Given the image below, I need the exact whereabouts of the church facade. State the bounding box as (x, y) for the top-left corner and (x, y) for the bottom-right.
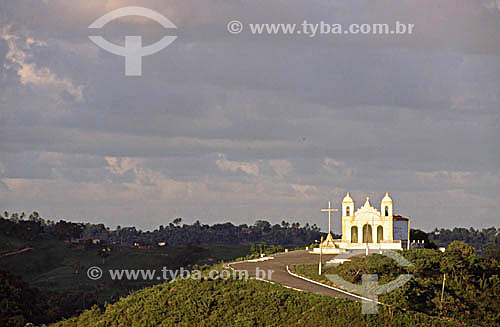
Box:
(335, 192), (410, 250)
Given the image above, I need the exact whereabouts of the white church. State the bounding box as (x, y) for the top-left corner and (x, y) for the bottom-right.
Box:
(313, 192), (410, 253)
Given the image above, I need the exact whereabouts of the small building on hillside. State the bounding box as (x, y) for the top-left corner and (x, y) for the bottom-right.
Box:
(313, 192), (410, 253)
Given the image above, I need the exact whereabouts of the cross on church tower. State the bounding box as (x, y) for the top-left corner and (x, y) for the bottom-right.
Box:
(321, 201), (338, 236)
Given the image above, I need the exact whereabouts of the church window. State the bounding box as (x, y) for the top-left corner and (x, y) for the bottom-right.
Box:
(346, 207), (350, 216)
(385, 206), (389, 216)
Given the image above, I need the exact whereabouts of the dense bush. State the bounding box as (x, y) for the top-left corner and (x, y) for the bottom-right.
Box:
(296, 241), (500, 326)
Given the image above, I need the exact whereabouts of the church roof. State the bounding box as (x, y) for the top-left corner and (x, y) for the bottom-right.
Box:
(393, 214), (409, 221)
(354, 197), (380, 216)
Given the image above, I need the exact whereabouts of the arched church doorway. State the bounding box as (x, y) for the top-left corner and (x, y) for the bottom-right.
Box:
(377, 226), (383, 243)
(362, 224), (373, 243)
(351, 226), (358, 243)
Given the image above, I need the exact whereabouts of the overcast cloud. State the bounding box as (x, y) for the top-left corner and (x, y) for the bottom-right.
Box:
(0, 0), (499, 231)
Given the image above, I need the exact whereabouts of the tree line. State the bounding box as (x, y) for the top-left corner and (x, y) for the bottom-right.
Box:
(0, 211), (325, 247)
(1, 210), (497, 252)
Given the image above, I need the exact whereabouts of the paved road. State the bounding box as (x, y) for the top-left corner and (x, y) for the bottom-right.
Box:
(230, 250), (361, 301)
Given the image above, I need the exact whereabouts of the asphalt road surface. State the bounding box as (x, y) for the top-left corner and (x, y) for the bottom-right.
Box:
(229, 250), (361, 301)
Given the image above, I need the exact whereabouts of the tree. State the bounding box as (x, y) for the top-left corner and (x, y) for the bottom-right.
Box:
(254, 220), (271, 232)
(11, 213), (19, 223)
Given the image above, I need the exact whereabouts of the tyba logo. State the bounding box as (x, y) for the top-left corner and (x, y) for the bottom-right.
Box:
(325, 250), (413, 314)
(89, 6), (177, 76)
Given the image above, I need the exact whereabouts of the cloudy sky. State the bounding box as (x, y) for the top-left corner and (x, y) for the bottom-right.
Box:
(0, 0), (499, 231)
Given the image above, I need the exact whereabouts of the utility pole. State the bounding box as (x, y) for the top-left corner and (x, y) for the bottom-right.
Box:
(407, 217), (411, 250)
(319, 236), (323, 275)
(440, 273), (446, 303)
(365, 224), (369, 256)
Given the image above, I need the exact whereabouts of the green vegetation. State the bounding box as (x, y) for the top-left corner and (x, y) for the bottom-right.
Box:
(0, 213), (316, 326)
(1, 211), (498, 326)
(428, 227), (499, 255)
(54, 277), (463, 327)
(0, 233), (252, 326)
(296, 241), (500, 326)
(0, 211), (325, 325)
(0, 234), (250, 292)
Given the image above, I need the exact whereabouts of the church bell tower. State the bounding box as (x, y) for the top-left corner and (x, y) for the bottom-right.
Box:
(380, 192), (393, 217)
(341, 192), (354, 240)
(381, 192), (393, 241)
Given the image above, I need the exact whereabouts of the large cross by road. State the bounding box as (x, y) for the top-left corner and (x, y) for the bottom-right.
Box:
(321, 201), (338, 235)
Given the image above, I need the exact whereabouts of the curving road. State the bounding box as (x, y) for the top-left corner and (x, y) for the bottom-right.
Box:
(229, 250), (362, 301)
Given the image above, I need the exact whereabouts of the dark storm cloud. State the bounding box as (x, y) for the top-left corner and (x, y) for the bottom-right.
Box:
(0, 0), (499, 230)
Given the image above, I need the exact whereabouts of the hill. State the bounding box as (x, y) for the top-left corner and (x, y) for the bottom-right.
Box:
(0, 233), (252, 326)
(0, 234), (250, 293)
(53, 276), (464, 327)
